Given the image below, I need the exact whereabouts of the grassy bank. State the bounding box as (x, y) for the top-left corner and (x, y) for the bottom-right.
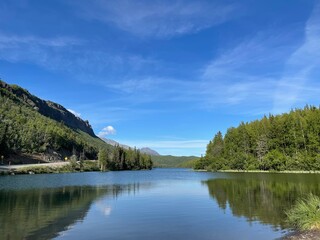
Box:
(194, 169), (320, 174)
(284, 194), (320, 239)
(286, 194), (320, 231)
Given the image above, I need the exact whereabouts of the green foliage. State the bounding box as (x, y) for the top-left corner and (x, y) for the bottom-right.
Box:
(286, 194), (320, 231)
(193, 156), (210, 170)
(82, 160), (100, 172)
(98, 146), (152, 171)
(15, 164), (74, 174)
(178, 159), (197, 168)
(0, 89), (106, 159)
(0, 82), (153, 171)
(152, 155), (199, 168)
(98, 148), (108, 171)
(195, 106), (320, 171)
(261, 150), (286, 171)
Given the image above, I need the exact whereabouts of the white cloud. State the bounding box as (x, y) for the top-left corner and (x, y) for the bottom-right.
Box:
(98, 126), (117, 137)
(70, 0), (238, 38)
(67, 109), (81, 118)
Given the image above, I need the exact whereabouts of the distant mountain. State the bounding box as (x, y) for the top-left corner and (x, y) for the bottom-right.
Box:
(100, 139), (160, 156)
(140, 147), (160, 156)
(100, 138), (130, 150)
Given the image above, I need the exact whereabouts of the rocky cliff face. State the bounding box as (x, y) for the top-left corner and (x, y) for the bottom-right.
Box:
(0, 80), (95, 136)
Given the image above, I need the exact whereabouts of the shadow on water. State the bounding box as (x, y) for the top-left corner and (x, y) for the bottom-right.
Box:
(202, 173), (320, 230)
(0, 183), (152, 240)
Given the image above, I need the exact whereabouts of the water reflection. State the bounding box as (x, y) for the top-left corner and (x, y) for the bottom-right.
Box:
(203, 173), (320, 229)
(0, 183), (151, 240)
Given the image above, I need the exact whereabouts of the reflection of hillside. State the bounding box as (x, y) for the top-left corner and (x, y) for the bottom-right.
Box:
(203, 174), (320, 229)
(0, 183), (151, 239)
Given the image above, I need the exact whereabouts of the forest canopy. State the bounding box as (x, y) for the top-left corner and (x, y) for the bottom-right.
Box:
(194, 106), (320, 171)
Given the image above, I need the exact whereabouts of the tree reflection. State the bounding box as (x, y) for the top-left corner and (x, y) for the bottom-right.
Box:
(0, 183), (151, 240)
(203, 173), (320, 229)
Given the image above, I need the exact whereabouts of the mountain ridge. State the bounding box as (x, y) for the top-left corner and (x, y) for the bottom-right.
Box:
(100, 138), (160, 156)
(0, 80), (95, 137)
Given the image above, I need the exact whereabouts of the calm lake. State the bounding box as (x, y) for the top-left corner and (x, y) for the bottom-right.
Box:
(1, 168), (320, 239)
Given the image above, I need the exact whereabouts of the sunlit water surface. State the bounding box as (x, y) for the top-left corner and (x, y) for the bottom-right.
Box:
(1, 168), (320, 239)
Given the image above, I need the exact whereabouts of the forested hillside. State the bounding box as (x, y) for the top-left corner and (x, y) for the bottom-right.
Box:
(152, 155), (199, 168)
(195, 106), (320, 171)
(0, 80), (152, 170)
(0, 81), (95, 136)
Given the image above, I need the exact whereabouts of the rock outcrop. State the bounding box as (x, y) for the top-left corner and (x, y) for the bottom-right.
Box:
(0, 80), (95, 136)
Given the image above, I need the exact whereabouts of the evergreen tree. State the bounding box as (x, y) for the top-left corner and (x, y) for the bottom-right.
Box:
(98, 148), (108, 171)
(195, 106), (320, 171)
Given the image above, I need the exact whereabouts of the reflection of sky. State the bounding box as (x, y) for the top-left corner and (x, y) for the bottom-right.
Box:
(96, 200), (112, 217)
(55, 179), (286, 240)
(1, 169), (304, 239)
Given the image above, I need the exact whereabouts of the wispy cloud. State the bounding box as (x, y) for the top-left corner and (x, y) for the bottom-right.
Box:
(2, 1), (319, 122)
(70, 0), (238, 38)
(0, 33), (82, 67)
(0, 35), (81, 48)
(272, 3), (320, 113)
(63, 4), (320, 118)
(0, 32), (156, 83)
(195, 5), (320, 115)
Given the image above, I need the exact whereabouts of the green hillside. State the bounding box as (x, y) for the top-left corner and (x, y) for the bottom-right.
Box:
(0, 86), (105, 161)
(152, 155), (199, 168)
(0, 80), (152, 170)
(195, 106), (320, 171)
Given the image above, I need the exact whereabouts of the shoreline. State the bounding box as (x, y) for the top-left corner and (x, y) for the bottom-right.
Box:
(282, 230), (320, 240)
(0, 161), (153, 175)
(0, 161), (100, 175)
(194, 169), (320, 174)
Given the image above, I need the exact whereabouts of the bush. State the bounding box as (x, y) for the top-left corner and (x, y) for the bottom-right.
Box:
(83, 160), (100, 172)
(286, 194), (320, 231)
(261, 150), (286, 171)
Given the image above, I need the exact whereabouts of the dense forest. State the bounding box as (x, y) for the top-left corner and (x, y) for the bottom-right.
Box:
(0, 80), (152, 170)
(195, 106), (320, 171)
(98, 146), (152, 171)
(152, 155), (199, 168)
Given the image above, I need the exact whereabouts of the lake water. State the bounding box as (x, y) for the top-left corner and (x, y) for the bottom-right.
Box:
(1, 169), (320, 239)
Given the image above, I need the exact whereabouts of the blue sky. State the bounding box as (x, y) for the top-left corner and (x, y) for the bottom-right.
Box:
(1, 0), (320, 156)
